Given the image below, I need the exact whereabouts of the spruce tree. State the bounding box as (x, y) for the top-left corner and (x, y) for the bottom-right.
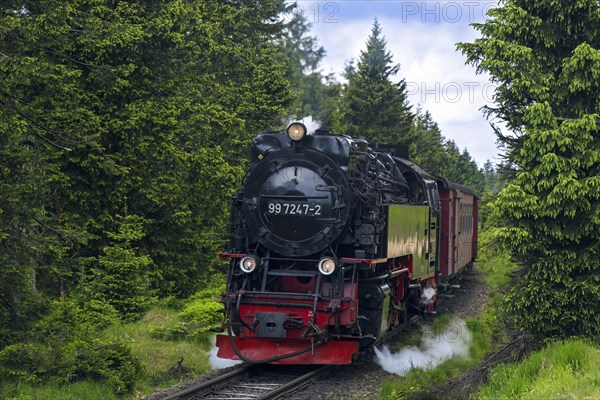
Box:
(408, 110), (450, 172)
(409, 109), (485, 193)
(335, 19), (413, 143)
(458, 0), (600, 338)
(279, 8), (340, 126)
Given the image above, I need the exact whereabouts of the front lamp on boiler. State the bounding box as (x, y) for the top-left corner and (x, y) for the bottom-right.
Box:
(286, 122), (307, 141)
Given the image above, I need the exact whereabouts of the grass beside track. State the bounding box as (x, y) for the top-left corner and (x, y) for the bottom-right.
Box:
(474, 338), (600, 400)
(0, 306), (215, 400)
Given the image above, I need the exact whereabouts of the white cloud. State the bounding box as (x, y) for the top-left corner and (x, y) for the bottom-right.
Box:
(306, 5), (502, 166)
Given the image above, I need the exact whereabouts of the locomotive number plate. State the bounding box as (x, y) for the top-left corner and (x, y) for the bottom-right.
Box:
(267, 202), (322, 216)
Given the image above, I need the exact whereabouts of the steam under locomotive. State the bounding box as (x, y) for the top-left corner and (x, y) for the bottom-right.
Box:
(216, 123), (478, 364)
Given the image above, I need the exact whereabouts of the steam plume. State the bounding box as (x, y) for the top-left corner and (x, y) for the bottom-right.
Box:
(374, 319), (471, 376)
(209, 336), (243, 370)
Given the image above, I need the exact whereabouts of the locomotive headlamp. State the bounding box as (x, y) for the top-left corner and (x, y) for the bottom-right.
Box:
(239, 255), (259, 273)
(287, 122), (307, 141)
(318, 257), (337, 275)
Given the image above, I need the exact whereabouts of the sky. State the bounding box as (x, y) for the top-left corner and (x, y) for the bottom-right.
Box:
(287, 0), (502, 167)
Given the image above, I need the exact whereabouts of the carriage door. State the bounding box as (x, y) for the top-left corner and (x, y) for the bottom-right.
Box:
(449, 195), (456, 275)
(424, 180), (439, 274)
(452, 191), (463, 275)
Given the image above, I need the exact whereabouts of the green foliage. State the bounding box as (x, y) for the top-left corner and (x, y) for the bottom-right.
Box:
(149, 323), (188, 342)
(465, 316), (494, 360)
(279, 6), (340, 125)
(102, 306), (213, 394)
(408, 109), (486, 194)
(0, 297), (141, 394)
(1, 304), (216, 398)
(476, 228), (513, 289)
(474, 339), (600, 400)
(334, 19), (413, 143)
(0, 1), (295, 394)
(458, 0), (600, 339)
(78, 299), (120, 330)
(478, 161), (505, 228)
(493, 110), (600, 338)
(145, 287), (223, 343)
(0, 342), (52, 384)
(177, 286), (224, 341)
(86, 214), (154, 322)
(0, 380), (120, 400)
(59, 337), (141, 394)
(0, 0), (292, 347)
(178, 301), (223, 330)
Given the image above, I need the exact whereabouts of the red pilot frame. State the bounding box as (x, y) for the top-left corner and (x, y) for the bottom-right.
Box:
(217, 257), (361, 365)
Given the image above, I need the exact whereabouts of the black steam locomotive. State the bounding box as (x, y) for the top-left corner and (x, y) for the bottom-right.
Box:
(216, 123), (478, 364)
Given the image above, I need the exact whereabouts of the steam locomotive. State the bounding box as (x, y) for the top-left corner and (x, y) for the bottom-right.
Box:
(216, 123), (478, 364)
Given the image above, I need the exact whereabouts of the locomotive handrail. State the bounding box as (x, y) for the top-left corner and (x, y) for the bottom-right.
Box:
(238, 291), (321, 300)
(267, 269), (317, 277)
(341, 257), (388, 265)
(237, 301), (334, 312)
(364, 267), (409, 282)
(260, 194), (328, 199)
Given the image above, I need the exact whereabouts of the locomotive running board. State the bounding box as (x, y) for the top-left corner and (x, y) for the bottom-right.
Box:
(215, 335), (359, 365)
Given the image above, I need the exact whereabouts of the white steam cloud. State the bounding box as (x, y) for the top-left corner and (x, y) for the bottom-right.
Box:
(208, 336), (243, 370)
(420, 287), (437, 304)
(374, 319), (471, 376)
(302, 116), (322, 134)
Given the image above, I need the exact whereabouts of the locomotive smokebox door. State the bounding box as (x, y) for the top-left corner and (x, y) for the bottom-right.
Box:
(255, 312), (287, 338)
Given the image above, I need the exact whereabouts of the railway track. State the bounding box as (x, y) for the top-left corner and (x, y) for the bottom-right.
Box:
(161, 364), (332, 400)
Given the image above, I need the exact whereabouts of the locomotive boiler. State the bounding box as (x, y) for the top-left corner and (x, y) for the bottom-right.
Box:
(216, 123), (478, 364)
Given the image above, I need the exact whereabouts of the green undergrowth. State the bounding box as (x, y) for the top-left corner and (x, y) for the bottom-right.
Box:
(476, 227), (513, 291)
(102, 306), (214, 396)
(0, 381), (120, 400)
(474, 338), (600, 400)
(0, 289), (225, 400)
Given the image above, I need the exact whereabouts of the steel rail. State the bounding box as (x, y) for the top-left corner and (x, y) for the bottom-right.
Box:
(161, 365), (250, 400)
(256, 365), (333, 400)
(160, 364), (332, 400)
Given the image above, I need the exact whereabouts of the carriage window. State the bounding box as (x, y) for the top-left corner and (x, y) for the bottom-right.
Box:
(459, 202), (474, 235)
(467, 204), (471, 233)
(425, 181), (440, 215)
(468, 204), (472, 233)
(458, 203), (465, 235)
